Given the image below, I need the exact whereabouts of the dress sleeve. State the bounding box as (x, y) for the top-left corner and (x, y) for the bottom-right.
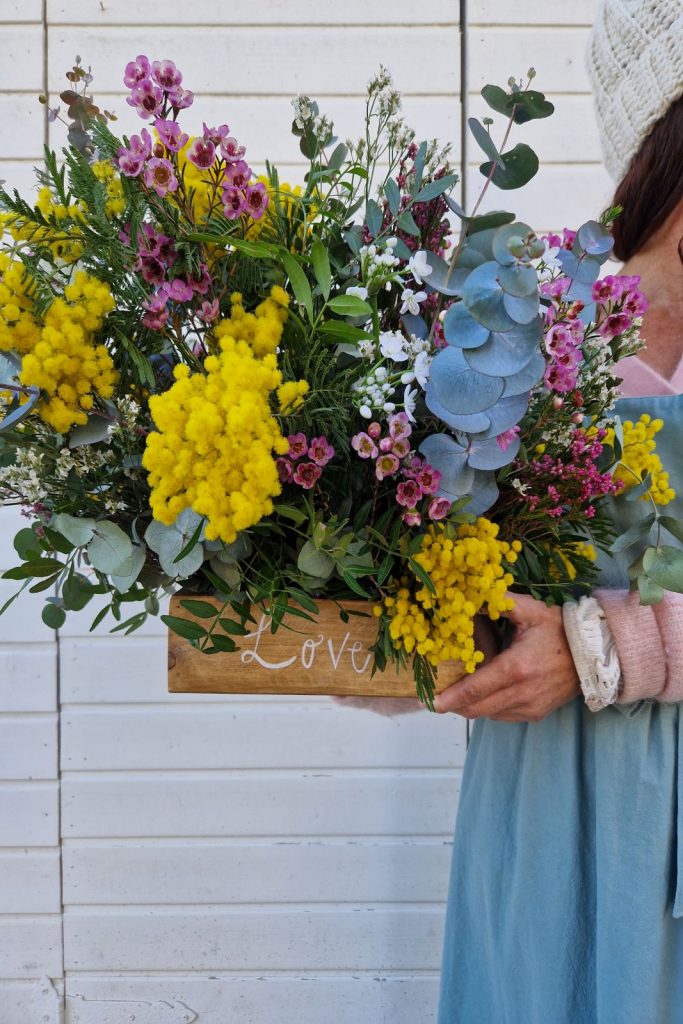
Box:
(595, 589), (683, 703)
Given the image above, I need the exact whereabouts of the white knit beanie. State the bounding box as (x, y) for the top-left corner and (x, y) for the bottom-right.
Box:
(586, 0), (683, 183)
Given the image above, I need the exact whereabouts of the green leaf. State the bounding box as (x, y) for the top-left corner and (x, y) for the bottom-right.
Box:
(396, 209), (420, 236)
(68, 413), (111, 448)
(173, 517), (205, 563)
(280, 250), (314, 322)
(87, 521), (134, 576)
(13, 528), (41, 561)
(62, 573), (96, 611)
(110, 543), (146, 593)
(111, 612), (148, 635)
(412, 140), (427, 193)
(41, 526), (74, 555)
(311, 238), (331, 300)
(327, 294), (373, 318)
(610, 513), (655, 553)
(28, 574), (60, 593)
(481, 84), (554, 124)
(179, 598), (220, 619)
(4, 558), (64, 580)
(625, 472), (652, 501)
(468, 117), (504, 167)
(642, 545), (683, 593)
(341, 570), (372, 598)
(409, 557), (436, 595)
(660, 516), (683, 544)
(413, 173), (459, 203)
(52, 512), (95, 547)
(384, 178), (401, 216)
(210, 633), (237, 652)
(637, 574), (665, 605)
(42, 603), (66, 629)
(479, 143), (539, 190)
(89, 604), (111, 632)
(365, 198), (383, 237)
(287, 587), (319, 614)
(297, 540), (335, 579)
(218, 617), (247, 635)
(319, 321), (373, 344)
(145, 594), (160, 616)
(161, 614), (208, 641)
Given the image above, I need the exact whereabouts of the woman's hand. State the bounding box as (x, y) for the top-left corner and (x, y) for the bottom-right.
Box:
(433, 594), (581, 722)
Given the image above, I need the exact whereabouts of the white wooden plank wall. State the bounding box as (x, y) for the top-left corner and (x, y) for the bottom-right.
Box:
(0, 2), (610, 1022)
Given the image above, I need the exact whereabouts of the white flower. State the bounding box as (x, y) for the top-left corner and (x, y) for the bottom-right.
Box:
(414, 350), (432, 388)
(400, 288), (427, 316)
(407, 251), (433, 286)
(346, 285), (368, 301)
(403, 386), (418, 422)
(379, 330), (409, 362)
(357, 339), (376, 359)
(359, 404), (372, 419)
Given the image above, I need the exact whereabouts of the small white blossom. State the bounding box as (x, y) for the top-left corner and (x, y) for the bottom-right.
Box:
(414, 350), (432, 387)
(359, 404), (372, 419)
(346, 285), (368, 301)
(379, 330), (409, 362)
(400, 288), (427, 316)
(407, 251), (433, 286)
(403, 386), (418, 422)
(357, 339), (376, 359)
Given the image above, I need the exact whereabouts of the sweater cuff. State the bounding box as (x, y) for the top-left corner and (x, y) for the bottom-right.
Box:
(595, 589), (666, 703)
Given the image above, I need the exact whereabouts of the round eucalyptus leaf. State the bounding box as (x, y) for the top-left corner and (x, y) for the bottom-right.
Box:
(455, 246), (487, 270)
(642, 545), (683, 593)
(431, 346), (505, 415)
(577, 220), (613, 258)
(158, 530), (204, 579)
(421, 252), (468, 297)
(467, 433), (521, 470)
(425, 382), (491, 433)
(466, 470), (499, 516)
(492, 222), (533, 266)
(443, 303), (490, 349)
(87, 521), (135, 577)
(42, 603), (66, 629)
(52, 513), (96, 548)
(420, 434), (475, 499)
(111, 543), (147, 593)
(498, 263), (537, 297)
(464, 320), (540, 376)
(503, 291), (540, 324)
(462, 262), (517, 332)
(297, 540), (335, 580)
(401, 312), (429, 340)
(557, 248), (601, 285)
(471, 392), (531, 439)
(501, 350), (545, 396)
(465, 228), (496, 260)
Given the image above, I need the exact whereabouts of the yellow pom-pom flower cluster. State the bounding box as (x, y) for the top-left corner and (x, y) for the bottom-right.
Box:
(143, 289), (307, 543)
(91, 160), (126, 218)
(382, 519), (521, 673)
(19, 271), (116, 433)
(551, 540), (596, 581)
(613, 414), (675, 506)
(0, 253), (41, 354)
(6, 187), (86, 264)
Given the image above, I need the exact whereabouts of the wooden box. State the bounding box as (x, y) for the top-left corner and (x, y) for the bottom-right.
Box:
(168, 596), (462, 697)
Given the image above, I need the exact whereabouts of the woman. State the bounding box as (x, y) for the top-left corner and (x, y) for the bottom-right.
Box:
(436, 2), (683, 1021)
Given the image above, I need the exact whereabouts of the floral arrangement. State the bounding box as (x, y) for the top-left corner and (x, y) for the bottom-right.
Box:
(1, 57), (681, 706)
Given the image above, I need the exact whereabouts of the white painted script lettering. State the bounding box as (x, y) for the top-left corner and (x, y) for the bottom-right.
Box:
(301, 635), (324, 669)
(239, 612), (373, 675)
(240, 615), (297, 670)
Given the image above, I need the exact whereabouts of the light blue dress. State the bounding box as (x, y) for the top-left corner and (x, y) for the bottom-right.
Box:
(438, 393), (683, 1024)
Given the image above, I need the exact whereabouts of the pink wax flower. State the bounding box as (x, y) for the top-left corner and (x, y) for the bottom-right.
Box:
(167, 85), (194, 110)
(117, 128), (152, 177)
(598, 312), (632, 340)
(151, 59), (183, 91)
(141, 291), (169, 330)
(224, 160), (252, 190)
(143, 157), (178, 197)
(428, 497), (451, 521)
(592, 275), (625, 303)
(245, 182), (269, 220)
(540, 277), (570, 300)
(379, 436), (394, 453)
(622, 289), (649, 318)
(127, 79), (164, 120)
(396, 479), (421, 507)
(154, 118), (188, 152)
(124, 55), (151, 88)
(189, 263), (212, 295)
(391, 437), (411, 459)
(544, 361), (579, 393)
(351, 432), (378, 459)
(496, 426), (520, 452)
(388, 411), (412, 440)
(203, 123), (231, 146)
(137, 253), (166, 285)
(293, 462), (322, 489)
(197, 298), (220, 324)
(367, 422), (382, 440)
(545, 323), (574, 356)
(276, 457), (294, 484)
(416, 465), (442, 494)
(375, 453), (400, 481)
(221, 136), (247, 163)
(308, 436), (335, 467)
(186, 138), (216, 169)
(287, 433), (309, 460)
(161, 278), (194, 303)
(402, 509), (422, 527)
(221, 185), (247, 220)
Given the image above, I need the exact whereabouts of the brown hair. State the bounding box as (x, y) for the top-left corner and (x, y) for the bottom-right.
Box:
(611, 93), (683, 263)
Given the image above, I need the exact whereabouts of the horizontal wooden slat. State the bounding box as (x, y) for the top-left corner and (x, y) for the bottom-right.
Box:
(0, 583), (55, 643)
(0, 159), (44, 197)
(468, 27), (591, 95)
(64, 905), (446, 971)
(48, 92), (461, 164)
(47, 27), (459, 94)
(0, 95), (43, 158)
(65, 974), (439, 1024)
(0, 26), (43, 90)
(470, 1), (595, 26)
(0, 915), (62, 977)
(0, 782), (59, 846)
(0, 849), (61, 912)
(0, 1), (42, 20)
(60, 705), (465, 770)
(61, 771), (461, 837)
(48, 0), (458, 24)
(0, 647), (56, 712)
(0, 714), (58, 780)
(464, 163), (613, 235)
(62, 838), (452, 904)
(0, 980), (63, 1024)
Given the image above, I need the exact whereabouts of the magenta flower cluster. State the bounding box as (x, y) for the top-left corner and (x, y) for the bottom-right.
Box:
(277, 433), (335, 489)
(134, 224), (214, 330)
(351, 413), (449, 526)
(592, 274), (648, 339)
(117, 56), (268, 222)
(518, 427), (623, 519)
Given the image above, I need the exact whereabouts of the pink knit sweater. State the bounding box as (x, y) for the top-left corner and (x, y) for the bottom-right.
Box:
(596, 356), (683, 704)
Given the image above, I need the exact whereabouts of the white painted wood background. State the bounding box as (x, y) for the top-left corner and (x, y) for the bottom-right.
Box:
(0, 1), (607, 1021)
